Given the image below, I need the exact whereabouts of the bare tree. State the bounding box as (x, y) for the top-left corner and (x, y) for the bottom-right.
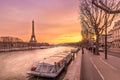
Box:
(92, 0), (120, 14)
(80, 0), (118, 55)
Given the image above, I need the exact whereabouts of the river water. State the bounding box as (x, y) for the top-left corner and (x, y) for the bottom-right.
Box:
(0, 46), (74, 80)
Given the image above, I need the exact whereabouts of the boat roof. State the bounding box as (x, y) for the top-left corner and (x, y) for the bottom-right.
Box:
(39, 51), (71, 65)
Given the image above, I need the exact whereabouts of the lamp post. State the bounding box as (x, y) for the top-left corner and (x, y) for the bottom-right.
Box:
(105, 0), (107, 59)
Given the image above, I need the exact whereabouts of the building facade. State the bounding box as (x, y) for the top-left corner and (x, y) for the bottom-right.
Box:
(107, 29), (113, 48)
(108, 20), (120, 48)
(0, 36), (25, 49)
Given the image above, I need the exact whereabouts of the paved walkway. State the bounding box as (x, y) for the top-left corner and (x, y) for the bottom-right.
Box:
(81, 50), (102, 80)
(63, 50), (82, 80)
(85, 49), (120, 80)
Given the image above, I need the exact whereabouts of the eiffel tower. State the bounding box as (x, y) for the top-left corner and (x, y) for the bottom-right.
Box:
(29, 20), (37, 43)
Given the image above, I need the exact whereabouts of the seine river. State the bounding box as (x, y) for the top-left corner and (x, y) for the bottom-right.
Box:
(0, 46), (74, 80)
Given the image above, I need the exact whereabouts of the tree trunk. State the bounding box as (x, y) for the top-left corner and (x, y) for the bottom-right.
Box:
(96, 35), (100, 55)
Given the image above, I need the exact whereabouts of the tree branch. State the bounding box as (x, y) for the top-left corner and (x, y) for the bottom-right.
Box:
(92, 0), (120, 14)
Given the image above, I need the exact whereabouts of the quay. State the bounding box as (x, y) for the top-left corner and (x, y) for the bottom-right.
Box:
(63, 50), (82, 80)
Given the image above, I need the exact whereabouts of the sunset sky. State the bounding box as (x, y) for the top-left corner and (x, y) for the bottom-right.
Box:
(0, 0), (82, 44)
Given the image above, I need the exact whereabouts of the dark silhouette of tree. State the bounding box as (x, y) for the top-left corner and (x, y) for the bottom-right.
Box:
(80, 0), (119, 55)
(92, 0), (120, 14)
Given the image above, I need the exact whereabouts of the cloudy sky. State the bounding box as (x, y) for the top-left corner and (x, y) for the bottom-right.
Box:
(0, 0), (82, 44)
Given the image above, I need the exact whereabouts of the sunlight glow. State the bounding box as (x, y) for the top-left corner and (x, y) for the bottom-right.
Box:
(93, 35), (96, 40)
(50, 33), (82, 44)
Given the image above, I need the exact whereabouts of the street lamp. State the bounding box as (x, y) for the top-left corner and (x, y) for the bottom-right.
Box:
(105, 0), (107, 59)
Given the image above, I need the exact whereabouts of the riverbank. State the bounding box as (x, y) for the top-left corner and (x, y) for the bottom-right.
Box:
(0, 46), (50, 53)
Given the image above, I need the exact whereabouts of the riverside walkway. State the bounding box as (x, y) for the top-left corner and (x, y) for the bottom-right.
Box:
(63, 50), (82, 80)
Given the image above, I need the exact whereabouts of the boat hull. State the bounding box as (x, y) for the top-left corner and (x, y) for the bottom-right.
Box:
(27, 65), (65, 78)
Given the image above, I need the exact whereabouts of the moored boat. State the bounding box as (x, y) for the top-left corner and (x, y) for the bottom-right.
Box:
(27, 51), (72, 78)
